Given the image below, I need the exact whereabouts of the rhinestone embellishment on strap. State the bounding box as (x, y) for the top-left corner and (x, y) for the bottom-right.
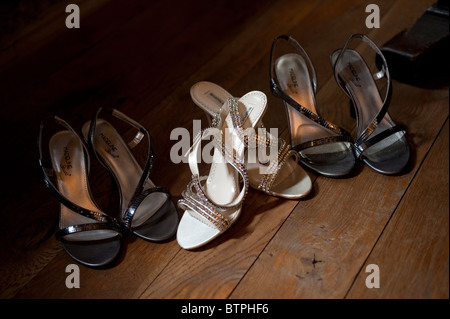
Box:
(257, 140), (298, 195)
(227, 98), (296, 195)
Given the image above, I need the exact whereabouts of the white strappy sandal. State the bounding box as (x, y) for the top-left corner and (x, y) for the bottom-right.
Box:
(177, 98), (250, 249)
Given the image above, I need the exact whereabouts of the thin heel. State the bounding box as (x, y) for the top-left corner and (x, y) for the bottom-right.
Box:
(349, 100), (356, 119)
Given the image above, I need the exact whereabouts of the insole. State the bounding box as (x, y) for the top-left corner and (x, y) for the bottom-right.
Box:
(191, 83), (304, 191)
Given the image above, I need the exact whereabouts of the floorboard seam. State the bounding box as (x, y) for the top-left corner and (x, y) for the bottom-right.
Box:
(343, 116), (449, 299)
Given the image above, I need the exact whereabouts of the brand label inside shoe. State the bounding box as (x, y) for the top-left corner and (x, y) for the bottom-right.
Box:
(207, 91), (225, 107)
(348, 62), (362, 88)
(99, 132), (119, 158)
(60, 146), (72, 176)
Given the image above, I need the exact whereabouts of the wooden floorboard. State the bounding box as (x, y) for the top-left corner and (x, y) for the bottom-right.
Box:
(229, 69), (449, 298)
(346, 120), (449, 299)
(0, 0), (447, 300)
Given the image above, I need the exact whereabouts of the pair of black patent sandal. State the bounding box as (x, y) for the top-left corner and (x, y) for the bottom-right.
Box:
(270, 34), (410, 176)
(38, 108), (179, 267)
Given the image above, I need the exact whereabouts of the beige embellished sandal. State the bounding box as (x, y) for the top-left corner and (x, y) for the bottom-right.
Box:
(190, 81), (312, 199)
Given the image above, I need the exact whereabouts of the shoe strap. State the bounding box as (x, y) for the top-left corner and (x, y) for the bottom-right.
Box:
(269, 35), (352, 139)
(228, 97), (276, 149)
(38, 116), (120, 231)
(86, 108), (156, 229)
(187, 100), (249, 210)
(257, 140), (299, 195)
(332, 34), (393, 153)
(123, 186), (172, 229)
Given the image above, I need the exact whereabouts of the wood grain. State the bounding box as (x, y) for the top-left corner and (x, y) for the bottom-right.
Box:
(1, 0), (274, 298)
(229, 79), (449, 299)
(229, 0), (447, 299)
(0, 0), (447, 300)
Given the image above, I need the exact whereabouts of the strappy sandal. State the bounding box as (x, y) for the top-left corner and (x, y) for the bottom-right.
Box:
(330, 34), (410, 175)
(177, 98), (250, 249)
(38, 116), (122, 267)
(190, 81), (312, 199)
(269, 35), (356, 177)
(81, 108), (179, 241)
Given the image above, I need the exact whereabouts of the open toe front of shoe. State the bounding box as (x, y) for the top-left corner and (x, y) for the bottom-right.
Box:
(362, 134), (410, 175)
(268, 156), (312, 199)
(131, 192), (179, 242)
(62, 235), (122, 268)
(176, 211), (223, 250)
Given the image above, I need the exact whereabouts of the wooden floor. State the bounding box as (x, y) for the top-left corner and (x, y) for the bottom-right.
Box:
(0, 0), (448, 300)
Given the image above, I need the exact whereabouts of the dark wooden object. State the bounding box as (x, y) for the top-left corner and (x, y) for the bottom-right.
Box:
(380, 0), (449, 87)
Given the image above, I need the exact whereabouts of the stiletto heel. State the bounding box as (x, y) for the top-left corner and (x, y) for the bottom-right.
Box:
(82, 108), (179, 241)
(269, 35), (356, 177)
(38, 116), (122, 267)
(190, 81), (312, 199)
(330, 34), (410, 175)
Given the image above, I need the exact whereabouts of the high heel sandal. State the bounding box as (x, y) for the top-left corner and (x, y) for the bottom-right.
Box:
(177, 98), (250, 249)
(269, 35), (356, 177)
(38, 116), (122, 267)
(82, 108), (179, 241)
(190, 81), (312, 199)
(330, 34), (410, 175)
